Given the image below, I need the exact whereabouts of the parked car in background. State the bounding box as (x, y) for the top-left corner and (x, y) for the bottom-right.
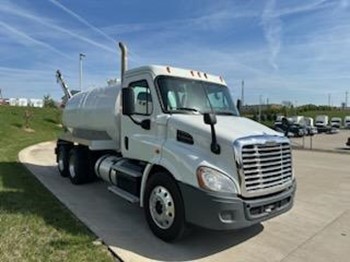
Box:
(303, 117), (317, 135)
(305, 125), (318, 136)
(327, 126), (339, 134)
(274, 122), (306, 137)
(346, 137), (350, 147)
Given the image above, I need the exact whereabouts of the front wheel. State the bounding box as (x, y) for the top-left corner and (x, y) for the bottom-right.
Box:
(144, 172), (186, 242)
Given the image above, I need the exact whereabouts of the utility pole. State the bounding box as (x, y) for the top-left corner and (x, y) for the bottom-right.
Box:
(258, 95), (262, 122)
(79, 53), (86, 91)
(241, 80), (244, 107)
(346, 91), (348, 108)
(328, 93), (331, 107)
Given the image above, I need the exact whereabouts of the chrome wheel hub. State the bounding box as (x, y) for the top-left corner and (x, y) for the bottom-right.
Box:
(69, 157), (76, 178)
(58, 152), (64, 171)
(149, 186), (175, 229)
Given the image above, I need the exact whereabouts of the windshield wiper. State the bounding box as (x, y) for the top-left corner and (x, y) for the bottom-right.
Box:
(175, 107), (200, 113)
(216, 111), (235, 116)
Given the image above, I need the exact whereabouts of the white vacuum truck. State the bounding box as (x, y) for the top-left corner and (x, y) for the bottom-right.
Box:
(55, 43), (296, 241)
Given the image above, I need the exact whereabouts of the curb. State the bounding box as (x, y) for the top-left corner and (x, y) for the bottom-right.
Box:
(292, 146), (350, 155)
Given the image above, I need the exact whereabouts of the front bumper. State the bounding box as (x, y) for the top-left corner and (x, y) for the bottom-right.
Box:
(179, 181), (296, 230)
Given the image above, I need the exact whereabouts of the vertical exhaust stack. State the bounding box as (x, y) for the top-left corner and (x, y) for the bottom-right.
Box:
(118, 42), (128, 86)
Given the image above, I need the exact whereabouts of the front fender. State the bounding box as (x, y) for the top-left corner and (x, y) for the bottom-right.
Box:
(159, 139), (240, 190)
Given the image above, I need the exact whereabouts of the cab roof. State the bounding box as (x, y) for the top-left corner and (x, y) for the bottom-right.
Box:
(125, 65), (227, 85)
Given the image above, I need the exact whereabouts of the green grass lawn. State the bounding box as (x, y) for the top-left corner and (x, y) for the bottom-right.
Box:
(297, 109), (350, 120)
(0, 106), (114, 262)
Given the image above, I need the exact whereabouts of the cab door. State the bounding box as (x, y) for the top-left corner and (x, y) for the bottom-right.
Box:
(120, 73), (162, 162)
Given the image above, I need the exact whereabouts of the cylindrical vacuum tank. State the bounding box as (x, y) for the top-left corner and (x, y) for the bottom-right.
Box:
(95, 155), (121, 185)
(62, 84), (122, 150)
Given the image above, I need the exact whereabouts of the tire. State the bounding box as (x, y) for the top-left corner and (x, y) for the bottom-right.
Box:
(57, 145), (70, 177)
(144, 172), (186, 242)
(68, 146), (89, 185)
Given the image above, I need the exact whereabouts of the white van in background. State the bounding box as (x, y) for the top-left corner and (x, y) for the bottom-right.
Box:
(344, 116), (350, 129)
(330, 117), (342, 128)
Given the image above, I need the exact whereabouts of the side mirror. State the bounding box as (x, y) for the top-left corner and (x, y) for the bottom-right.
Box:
(122, 88), (134, 116)
(203, 113), (220, 154)
(236, 99), (242, 112)
(203, 113), (217, 125)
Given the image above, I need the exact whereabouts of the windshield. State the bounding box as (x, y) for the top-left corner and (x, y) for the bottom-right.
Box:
(157, 76), (239, 116)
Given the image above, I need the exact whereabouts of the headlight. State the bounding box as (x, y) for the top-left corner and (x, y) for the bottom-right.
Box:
(196, 166), (237, 194)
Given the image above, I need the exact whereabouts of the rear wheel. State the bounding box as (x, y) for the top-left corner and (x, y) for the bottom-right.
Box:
(144, 172), (186, 242)
(56, 141), (73, 177)
(57, 145), (70, 177)
(68, 146), (89, 185)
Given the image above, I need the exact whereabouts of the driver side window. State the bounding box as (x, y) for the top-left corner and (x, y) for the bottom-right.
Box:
(129, 80), (153, 115)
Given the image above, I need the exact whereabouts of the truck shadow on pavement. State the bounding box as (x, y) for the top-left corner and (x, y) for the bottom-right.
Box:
(2, 161), (264, 261)
(336, 147), (350, 151)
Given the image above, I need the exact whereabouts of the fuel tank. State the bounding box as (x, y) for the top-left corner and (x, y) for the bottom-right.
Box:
(62, 84), (121, 147)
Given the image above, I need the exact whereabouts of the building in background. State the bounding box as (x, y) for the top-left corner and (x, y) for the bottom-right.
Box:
(29, 99), (44, 108)
(18, 98), (28, 107)
(9, 98), (17, 106)
(7, 98), (44, 108)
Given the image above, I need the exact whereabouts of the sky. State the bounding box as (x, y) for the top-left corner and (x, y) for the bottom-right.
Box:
(0, 0), (350, 106)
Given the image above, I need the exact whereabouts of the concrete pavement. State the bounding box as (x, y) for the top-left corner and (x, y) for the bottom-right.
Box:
(291, 129), (350, 153)
(18, 142), (350, 262)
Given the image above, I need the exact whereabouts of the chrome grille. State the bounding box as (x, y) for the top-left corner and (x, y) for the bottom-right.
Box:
(234, 136), (293, 197)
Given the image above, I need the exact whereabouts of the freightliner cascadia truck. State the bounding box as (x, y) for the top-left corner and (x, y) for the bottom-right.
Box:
(55, 43), (296, 242)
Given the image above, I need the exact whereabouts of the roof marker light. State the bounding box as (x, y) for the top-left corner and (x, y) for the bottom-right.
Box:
(197, 72), (201, 78)
(219, 76), (223, 82)
(204, 73), (208, 79)
(166, 66), (171, 73)
(190, 70), (195, 76)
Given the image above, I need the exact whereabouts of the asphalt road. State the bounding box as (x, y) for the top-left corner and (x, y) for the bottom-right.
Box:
(19, 142), (350, 262)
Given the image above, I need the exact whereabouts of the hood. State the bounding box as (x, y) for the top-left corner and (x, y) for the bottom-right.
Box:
(168, 114), (282, 143)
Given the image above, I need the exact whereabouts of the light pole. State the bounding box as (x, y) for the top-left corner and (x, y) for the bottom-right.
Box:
(79, 53), (85, 91)
(258, 95), (262, 122)
(241, 80), (244, 107)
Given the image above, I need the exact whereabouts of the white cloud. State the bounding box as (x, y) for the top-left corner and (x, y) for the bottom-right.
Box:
(0, 20), (71, 59)
(261, 0), (282, 70)
(48, 0), (116, 44)
(0, 3), (116, 54)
